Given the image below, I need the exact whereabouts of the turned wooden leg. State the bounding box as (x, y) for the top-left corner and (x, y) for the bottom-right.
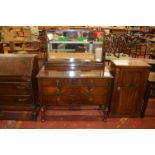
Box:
(41, 106), (46, 122)
(32, 106), (40, 121)
(103, 106), (109, 122)
(32, 111), (37, 121)
(99, 105), (108, 122)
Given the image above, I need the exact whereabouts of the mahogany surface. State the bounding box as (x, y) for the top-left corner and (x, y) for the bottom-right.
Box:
(37, 66), (113, 122)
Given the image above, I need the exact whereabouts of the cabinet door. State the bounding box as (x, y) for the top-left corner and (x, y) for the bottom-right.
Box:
(111, 69), (148, 116)
(116, 86), (141, 115)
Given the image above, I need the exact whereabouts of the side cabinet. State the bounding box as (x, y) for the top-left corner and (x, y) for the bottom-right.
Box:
(109, 60), (150, 117)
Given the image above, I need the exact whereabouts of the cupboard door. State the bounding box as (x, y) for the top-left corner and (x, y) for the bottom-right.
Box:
(111, 68), (148, 116)
(119, 69), (143, 87)
(115, 86), (141, 115)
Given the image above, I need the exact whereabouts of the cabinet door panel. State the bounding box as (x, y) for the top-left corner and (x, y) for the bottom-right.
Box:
(117, 86), (141, 115)
(119, 70), (143, 87)
(111, 68), (149, 117)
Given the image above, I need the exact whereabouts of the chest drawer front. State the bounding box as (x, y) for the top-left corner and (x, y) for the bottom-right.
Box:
(41, 86), (89, 95)
(89, 87), (110, 95)
(41, 95), (108, 106)
(39, 79), (67, 87)
(82, 79), (112, 87)
(61, 87), (89, 95)
(40, 86), (110, 95)
(0, 95), (33, 106)
(59, 87), (110, 95)
(40, 87), (59, 95)
(0, 82), (32, 95)
(39, 78), (112, 87)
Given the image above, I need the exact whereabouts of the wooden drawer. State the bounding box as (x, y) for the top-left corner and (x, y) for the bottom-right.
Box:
(0, 95), (33, 106)
(39, 78), (112, 87)
(0, 82), (32, 95)
(41, 86), (109, 95)
(82, 79), (112, 87)
(41, 86), (89, 95)
(41, 95), (108, 106)
(89, 87), (110, 95)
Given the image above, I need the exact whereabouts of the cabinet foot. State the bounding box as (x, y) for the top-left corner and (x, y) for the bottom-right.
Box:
(41, 107), (46, 122)
(31, 106), (40, 121)
(31, 112), (37, 121)
(99, 105), (109, 122)
(103, 106), (109, 122)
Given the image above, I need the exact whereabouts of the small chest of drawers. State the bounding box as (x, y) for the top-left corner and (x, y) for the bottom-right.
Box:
(37, 68), (113, 121)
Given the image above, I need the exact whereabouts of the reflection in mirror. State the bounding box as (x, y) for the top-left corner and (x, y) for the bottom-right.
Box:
(46, 29), (105, 62)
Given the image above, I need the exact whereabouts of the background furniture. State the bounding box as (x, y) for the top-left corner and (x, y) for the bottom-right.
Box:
(130, 44), (147, 58)
(0, 54), (39, 120)
(109, 59), (150, 117)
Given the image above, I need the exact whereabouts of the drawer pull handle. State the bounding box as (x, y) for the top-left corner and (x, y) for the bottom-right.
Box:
(56, 88), (61, 95)
(88, 88), (93, 94)
(89, 97), (94, 102)
(56, 97), (60, 102)
(17, 86), (26, 89)
(56, 80), (61, 88)
(18, 98), (27, 102)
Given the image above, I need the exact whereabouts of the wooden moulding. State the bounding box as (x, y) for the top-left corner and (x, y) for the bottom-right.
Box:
(44, 60), (105, 71)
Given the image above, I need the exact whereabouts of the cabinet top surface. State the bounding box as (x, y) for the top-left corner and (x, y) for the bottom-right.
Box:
(112, 59), (150, 68)
(143, 59), (155, 65)
(37, 67), (113, 79)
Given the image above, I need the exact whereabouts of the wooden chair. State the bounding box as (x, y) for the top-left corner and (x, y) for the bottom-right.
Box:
(131, 44), (147, 58)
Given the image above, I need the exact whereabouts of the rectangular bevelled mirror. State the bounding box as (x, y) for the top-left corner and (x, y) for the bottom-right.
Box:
(46, 28), (105, 62)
